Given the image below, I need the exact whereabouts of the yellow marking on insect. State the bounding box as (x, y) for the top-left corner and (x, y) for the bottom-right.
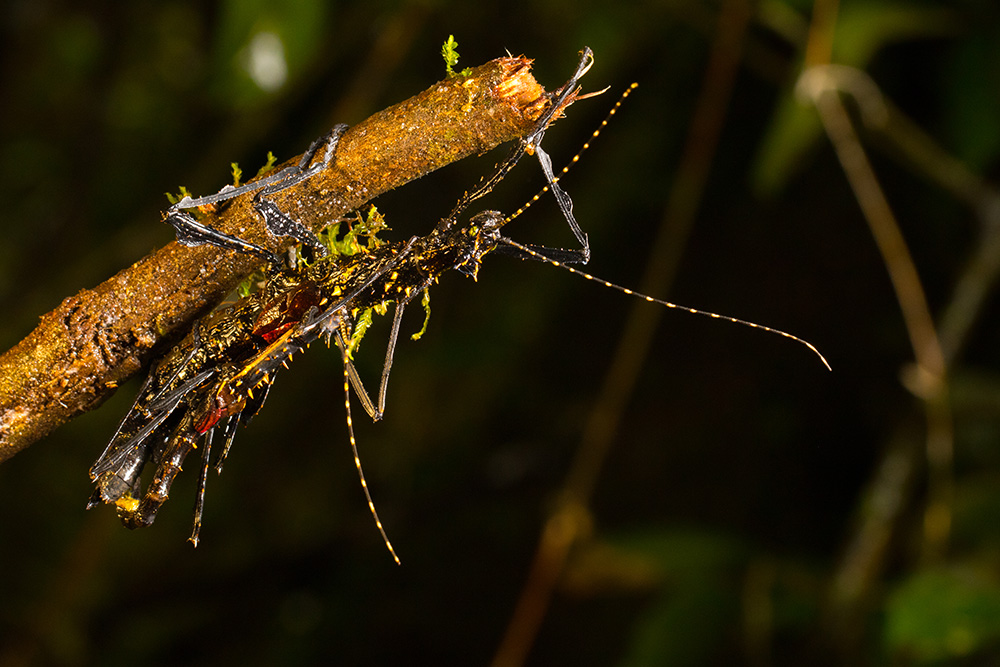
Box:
(224, 327), (299, 391)
(114, 495), (140, 513)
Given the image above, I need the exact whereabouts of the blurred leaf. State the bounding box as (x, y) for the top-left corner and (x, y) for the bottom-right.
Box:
(833, 2), (957, 67)
(943, 32), (1000, 171)
(951, 472), (1000, 552)
(752, 1), (958, 195)
(606, 528), (746, 666)
(885, 567), (1000, 662)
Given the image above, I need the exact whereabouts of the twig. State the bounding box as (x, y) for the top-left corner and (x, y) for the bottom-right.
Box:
(0, 55), (560, 462)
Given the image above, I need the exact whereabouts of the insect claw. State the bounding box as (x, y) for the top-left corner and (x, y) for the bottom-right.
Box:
(573, 85), (611, 101)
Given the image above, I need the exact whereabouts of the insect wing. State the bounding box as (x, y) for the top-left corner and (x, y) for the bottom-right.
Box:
(89, 366), (216, 504)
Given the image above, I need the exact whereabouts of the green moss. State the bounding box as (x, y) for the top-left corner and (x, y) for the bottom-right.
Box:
(441, 35), (460, 77)
(255, 151), (278, 178)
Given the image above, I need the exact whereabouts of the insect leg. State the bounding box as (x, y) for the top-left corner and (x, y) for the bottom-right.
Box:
(189, 426), (215, 547)
(252, 124), (349, 257)
(165, 210), (282, 267)
(169, 162), (304, 211)
(514, 47), (594, 263)
(338, 276), (434, 423)
(213, 380), (271, 475)
(374, 281), (437, 419)
(89, 370), (160, 503)
(334, 329), (400, 564)
(90, 364), (214, 503)
(341, 298), (411, 423)
(529, 142), (588, 263)
(163, 124), (348, 266)
(375, 301), (406, 420)
(316, 235), (427, 422)
(493, 240), (589, 265)
(91, 318), (219, 489)
(344, 350), (379, 421)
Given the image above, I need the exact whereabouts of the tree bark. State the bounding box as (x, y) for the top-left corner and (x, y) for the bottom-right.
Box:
(0, 55), (558, 461)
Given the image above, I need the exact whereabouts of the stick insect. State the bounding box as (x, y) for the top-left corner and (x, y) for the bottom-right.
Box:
(88, 48), (599, 555)
(88, 49), (829, 561)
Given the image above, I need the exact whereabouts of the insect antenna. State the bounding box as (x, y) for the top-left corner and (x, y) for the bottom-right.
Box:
(505, 83), (637, 226)
(499, 236), (830, 370)
(334, 330), (401, 564)
(499, 83), (831, 370)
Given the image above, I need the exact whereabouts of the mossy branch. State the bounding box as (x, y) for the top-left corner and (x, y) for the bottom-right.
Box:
(0, 55), (559, 462)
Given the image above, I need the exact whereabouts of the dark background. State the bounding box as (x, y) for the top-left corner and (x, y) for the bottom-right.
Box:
(2, 0), (1000, 665)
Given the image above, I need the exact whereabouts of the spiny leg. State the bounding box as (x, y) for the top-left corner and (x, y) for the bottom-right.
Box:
(164, 124), (349, 267)
(334, 330), (400, 564)
(90, 364), (215, 495)
(253, 124), (349, 257)
(165, 210), (282, 267)
(89, 318), (209, 489)
(213, 381), (270, 475)
(528, 143), (588, 263)
(318, 236), (426, 423)
(375, 300), (407, 421)
(341, 281), (433, 424)
(505, 83), (636, 225)
(344, 347), (379, 421)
